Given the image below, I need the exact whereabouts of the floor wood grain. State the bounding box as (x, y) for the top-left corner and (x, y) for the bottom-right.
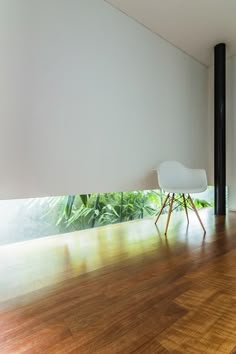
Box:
(1, 208), (236, 353)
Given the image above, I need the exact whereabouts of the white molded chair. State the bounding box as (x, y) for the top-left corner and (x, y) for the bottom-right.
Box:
(155, 161), (208, 235)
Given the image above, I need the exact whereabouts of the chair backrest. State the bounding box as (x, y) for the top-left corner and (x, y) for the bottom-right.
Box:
(156, 161), (208, 193)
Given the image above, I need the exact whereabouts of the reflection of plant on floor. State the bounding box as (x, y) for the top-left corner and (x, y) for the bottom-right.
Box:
(47, 190), (212, 231)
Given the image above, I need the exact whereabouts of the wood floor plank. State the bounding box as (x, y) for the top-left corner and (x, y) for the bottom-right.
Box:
(159, 292), (236, 353)
(1, 209), (236, 353)
(0, 322), (72, 354)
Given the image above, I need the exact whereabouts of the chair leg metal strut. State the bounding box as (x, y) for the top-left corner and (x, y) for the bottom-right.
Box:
(155, 193), (206, 235)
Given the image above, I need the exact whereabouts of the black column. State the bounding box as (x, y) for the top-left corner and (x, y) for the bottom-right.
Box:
(214, 43), (226, 215)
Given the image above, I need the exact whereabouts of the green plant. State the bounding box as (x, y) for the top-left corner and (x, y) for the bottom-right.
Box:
(45, 190), (212, 232)
(191, 198), (212, 208)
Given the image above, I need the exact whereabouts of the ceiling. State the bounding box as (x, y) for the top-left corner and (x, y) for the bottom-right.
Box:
(105, 0), (236, 66)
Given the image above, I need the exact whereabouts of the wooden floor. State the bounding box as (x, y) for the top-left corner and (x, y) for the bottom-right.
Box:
(1, 208), (236, 353)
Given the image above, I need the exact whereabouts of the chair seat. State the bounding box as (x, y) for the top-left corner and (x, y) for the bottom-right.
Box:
(163, 187), (206, 194)
(154, 161), (208, 235)
(156, 161), (207, 193)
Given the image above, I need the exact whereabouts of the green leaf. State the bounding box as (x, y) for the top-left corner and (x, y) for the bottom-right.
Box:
(65, 195), (76, 219)
(80, 194), (89, 207)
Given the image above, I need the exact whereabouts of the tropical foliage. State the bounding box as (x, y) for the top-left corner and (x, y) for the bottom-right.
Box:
(46, 190), (212, 231)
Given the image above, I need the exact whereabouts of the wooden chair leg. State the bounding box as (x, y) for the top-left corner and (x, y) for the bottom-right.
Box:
(155, 193), (170, 225)
(188, 194), (206, 233)
(182, 193), (189, 224)
(165, 193), (175, 235)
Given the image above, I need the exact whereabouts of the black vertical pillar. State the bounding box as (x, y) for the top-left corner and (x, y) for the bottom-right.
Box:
(214, 43), (226, 215)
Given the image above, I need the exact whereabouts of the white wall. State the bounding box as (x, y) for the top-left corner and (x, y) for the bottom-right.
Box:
(228, 57), (236, 210)
(0, 1), (33, 197)
(0, 0), (208, 198)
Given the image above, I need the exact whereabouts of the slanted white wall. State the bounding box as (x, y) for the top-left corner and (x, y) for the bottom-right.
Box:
(0, 0), (208, 199)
